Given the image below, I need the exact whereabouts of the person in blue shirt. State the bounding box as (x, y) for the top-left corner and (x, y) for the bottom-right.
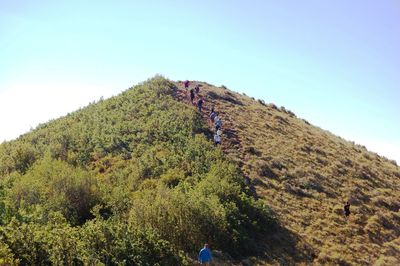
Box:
(198, 243), (212, 265)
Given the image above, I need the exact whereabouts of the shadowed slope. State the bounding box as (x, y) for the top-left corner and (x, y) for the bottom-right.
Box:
(174, 81), (400, 265)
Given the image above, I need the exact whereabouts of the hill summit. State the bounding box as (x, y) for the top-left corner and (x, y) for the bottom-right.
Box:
(0, 76), (399, 265)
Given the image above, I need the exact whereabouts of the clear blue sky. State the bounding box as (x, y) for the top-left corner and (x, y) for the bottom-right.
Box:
(1, 0), (399, 163)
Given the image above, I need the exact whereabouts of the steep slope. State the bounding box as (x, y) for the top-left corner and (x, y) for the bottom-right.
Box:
(175, 81), (400, 265)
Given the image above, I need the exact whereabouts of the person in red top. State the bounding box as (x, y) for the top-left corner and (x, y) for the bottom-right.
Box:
(183, 80), (190, 89)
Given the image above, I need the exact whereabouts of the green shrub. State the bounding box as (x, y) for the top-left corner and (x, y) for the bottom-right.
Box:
(0, 241), (18, 265)
(80, 217), (183, 265)
(7, 157), (101, 225)
(0, 77), (276, 262)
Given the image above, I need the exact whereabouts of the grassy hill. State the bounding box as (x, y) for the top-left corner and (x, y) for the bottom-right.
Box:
(0, 76), (399, 265)
(176, 81), (400, 265)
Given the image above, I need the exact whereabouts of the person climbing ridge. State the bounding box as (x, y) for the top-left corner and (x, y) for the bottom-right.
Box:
(209, 108), (217, 127)
(183, 80), (190, 89)
(214, 115), (222, 131)
(195, 84), (200, 94)
(214, 129), (222, 146)
(197, 97), (204, 113)
(198, 243), (212, 265)
(180, 89), (224, 148)
(344, 201), (351, 219)
(189, 88), (195, 105)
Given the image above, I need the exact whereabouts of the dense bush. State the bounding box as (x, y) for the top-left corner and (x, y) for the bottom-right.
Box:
(0, 77), (275, 264)
(0, 211), (182, 265)
(7, 156), (100, 225)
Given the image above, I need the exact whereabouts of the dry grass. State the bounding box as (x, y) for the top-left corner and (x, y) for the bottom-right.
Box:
(175, 81), (400, 265)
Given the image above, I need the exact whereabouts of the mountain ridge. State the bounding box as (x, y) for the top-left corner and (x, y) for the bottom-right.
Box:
(0, 77), (399, 265)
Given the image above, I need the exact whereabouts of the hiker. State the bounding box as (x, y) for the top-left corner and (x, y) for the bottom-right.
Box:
(214, 115), (222, 131)
(197, 97), (204, 112)
(209, 110), (217, 126)
(195, 84), (200, 94)
(344, 201), (351, 218)
(183, 80), (190, 89)
(189, 89), (195, 105)
(198, 243), (212, 265)
(214, 130), (222, 146)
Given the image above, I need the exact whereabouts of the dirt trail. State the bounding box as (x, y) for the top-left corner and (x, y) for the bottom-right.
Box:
(174, 83), (245, 166)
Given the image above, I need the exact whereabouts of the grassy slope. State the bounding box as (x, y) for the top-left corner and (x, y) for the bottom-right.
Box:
(175, 82), (400, 265)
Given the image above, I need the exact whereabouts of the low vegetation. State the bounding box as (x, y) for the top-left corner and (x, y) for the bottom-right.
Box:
(1, 76), (399, 265)
(0, 77), (275, 264)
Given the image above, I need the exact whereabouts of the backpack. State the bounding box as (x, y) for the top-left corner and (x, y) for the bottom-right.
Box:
(210, 112), (216, 121)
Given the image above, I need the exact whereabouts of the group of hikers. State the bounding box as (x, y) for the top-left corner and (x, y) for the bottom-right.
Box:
(185, 80), (204, 112)
(182, 80), (353, 264)
(183, 80), (223, 146)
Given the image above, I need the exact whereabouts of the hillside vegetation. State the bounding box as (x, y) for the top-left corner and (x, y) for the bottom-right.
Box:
(0, 77), (274, 265)
(179, 82), (400, 265)
(0, 77), (399, 265)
